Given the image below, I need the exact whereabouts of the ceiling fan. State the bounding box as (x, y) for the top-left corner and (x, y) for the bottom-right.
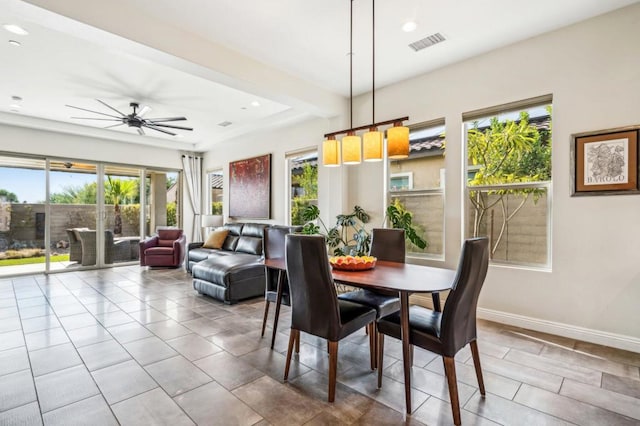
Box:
(66, 99), (193, 136)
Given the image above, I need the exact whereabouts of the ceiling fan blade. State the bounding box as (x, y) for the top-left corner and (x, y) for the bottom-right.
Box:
(66, 105), (122, 119)
(144, 117), (187, 122)
(147, 122), (193, 131)
(70, 117), (123, 121)
(138, 105), (151, 117)
(137, 128), (145, 136)
(104, 123), (125, 129)
(145, 124), (176, 136)
(95, 99), (126, 116)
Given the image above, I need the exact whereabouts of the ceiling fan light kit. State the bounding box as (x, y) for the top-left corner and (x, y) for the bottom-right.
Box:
(66, 99), (193, 137)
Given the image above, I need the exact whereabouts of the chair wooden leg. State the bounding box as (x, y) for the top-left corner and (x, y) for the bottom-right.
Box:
(410, 344), (414, 366)
(328, 341), (339, 402)
(443, 356), (461, 426)
(284, 329), (298, 381)
(295, 331), (300, 353)
(368, 323), (376, 370)
(260, 300), (270, 337)
(377, 332), (384, 388)
(470, 340), (486, 395)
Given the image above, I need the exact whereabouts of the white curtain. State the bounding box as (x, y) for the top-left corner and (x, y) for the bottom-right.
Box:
(182, 154), (202, 242)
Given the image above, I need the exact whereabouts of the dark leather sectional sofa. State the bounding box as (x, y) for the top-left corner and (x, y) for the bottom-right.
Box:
(187, 223), (268, 304)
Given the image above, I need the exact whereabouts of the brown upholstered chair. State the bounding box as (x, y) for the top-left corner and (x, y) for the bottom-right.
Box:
(376, 237), (489, 425)
(337, 228), (404, 368)
(261, 225), (300, 348)
(284, 234), (376, 402)
(139, 228), (186, 268)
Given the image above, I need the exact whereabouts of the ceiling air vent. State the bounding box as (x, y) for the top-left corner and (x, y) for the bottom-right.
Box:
(408, 33), (446, 52)
(217, 121), (232, 127)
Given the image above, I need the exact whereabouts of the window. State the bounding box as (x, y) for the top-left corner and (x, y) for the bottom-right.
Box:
(387, 122), (445, 258)
(464, 96), (552, 267)
(286, 150), (318, 226)
(207, 170), (224, 215)
(390, 172), (413, 191)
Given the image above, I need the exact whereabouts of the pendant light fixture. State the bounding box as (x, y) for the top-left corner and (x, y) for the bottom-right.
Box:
(363, 0), (383, 162)
(322, 0), (410, 167)
(323, 135), (340, 166)
(341, 0), (362, 165)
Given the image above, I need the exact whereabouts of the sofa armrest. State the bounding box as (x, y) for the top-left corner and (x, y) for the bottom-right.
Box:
(188, 242), (204, 251)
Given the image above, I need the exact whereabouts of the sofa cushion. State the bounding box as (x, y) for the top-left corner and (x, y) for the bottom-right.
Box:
(222, 235), (240, 251)
(224, 223), (244, 236)
(145, 246), (174, 256)
(203, 229), (229, 249)
(242, 223), (268, 238)
(192, 254), (263, 287)
(158, 239), (175, 247)
(235, 236), (262, 255)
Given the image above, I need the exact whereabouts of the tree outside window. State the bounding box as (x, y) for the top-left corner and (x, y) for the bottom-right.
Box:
(465, 103), (552, 266)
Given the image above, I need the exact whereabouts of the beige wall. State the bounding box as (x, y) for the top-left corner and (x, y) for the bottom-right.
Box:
(205, 4), (640, 349)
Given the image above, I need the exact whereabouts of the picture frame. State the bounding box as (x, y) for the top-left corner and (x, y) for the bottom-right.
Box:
(571, 128), (640, 196)
(228, 153), (271, 218)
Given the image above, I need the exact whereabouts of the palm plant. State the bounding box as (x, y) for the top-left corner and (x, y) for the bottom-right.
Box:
(105, 176), (138, 235)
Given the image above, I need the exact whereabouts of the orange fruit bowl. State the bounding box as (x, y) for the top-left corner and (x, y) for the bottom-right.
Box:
(329, 255), (377, 271)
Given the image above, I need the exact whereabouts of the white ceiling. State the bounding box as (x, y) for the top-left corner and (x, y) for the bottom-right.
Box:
(1, 0), (638, 151)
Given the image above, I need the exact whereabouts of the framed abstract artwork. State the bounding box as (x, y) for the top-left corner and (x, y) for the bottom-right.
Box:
(571, 128), (640, 196)
(229, 154), (271, 218)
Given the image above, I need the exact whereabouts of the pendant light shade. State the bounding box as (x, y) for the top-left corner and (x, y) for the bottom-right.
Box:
(363, 128), (383, 161)
(342, 132), (362, 164)
(323, 137), (340, 167)
(387, 123), (410, 159)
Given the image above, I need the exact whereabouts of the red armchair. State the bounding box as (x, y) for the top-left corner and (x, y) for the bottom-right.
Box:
(139, 228), (186, 268)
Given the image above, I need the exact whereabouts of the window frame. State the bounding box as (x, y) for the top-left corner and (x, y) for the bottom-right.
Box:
(463, 96), (553, 269)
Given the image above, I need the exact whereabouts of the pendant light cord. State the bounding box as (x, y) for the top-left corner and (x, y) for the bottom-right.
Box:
(372, 0), (375, 123)
(349, 0), (354, 129)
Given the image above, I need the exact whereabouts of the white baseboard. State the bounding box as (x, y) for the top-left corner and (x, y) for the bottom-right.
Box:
(477, 308), (640, 354)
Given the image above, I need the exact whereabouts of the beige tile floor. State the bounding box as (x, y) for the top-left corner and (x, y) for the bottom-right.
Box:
(0, 266), (639, 425)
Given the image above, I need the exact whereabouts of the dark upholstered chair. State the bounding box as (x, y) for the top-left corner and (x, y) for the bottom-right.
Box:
(376, 237), (489, 425)
(284, 234), (377, 402)
(66, 228), (88, 263)
(139, 228), (186, 268)
(261, 225), (300, 348)
(338, 228), (404, 368)
(76, 230), (115, 266)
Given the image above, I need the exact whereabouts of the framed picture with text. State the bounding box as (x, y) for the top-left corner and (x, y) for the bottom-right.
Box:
(571, 128), (639, 196)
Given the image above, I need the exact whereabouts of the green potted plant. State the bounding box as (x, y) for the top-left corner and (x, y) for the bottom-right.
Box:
(301, 205), (371, 256)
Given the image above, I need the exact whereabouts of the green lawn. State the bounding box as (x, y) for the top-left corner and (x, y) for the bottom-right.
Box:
(0, 254), (70, 267)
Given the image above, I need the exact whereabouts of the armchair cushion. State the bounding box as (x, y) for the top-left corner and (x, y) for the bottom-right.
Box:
(203, 229), (229, 249)
(139, 229), (186, 268)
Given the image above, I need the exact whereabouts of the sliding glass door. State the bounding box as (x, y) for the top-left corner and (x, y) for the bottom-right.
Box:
(0, 156), (46, 277)
(49, 160), (98, 269)
(0, 152), (181, 276)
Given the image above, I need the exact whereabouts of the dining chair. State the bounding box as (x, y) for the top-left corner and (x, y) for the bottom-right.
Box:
(337, 228), (404, 369)
(261, 225), (299, 348)
(376, 237), (489, 426)
(284, 234), (377, 402)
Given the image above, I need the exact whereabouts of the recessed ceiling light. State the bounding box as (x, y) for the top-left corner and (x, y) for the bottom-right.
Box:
(402, 21), (418, 32)
(250, 101), (261, 107)
(8, 40), (21, 47)
(11, 95), (22, 102)
(3, 24), (29, 36)
(9, 108), (20, 113)
(9, 104), (21, 110)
